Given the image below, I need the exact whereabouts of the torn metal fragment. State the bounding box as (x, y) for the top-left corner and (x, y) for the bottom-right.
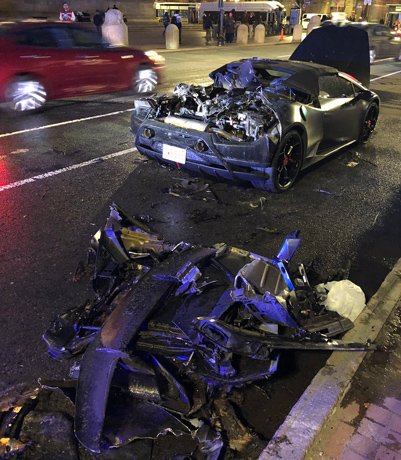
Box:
(41, 205), (376, 457)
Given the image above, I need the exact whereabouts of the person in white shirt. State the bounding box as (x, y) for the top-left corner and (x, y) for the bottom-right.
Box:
(59, 2), (76, 22)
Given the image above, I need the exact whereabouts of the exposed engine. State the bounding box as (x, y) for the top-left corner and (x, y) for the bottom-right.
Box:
(134, 83), (280, 142)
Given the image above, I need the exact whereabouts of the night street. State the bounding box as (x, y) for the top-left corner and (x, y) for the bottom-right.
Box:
(1, 40), (401, 458)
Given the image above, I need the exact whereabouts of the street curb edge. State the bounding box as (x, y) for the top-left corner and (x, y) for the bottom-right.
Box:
(257, 257), (401, 460)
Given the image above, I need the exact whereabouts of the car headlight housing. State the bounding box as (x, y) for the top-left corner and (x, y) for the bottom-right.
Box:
(144, 50), (165, 66)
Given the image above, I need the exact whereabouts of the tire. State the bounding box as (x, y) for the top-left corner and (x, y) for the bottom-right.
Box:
(259, 130), (303, 193)
(359, 102), (379, 144)
(5, 76), (47, 112)
(132, 66), (158, 94)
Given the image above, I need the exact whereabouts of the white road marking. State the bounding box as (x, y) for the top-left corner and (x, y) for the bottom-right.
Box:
(0, 148), (137, 193)
(371, 69), (401, 82)
(373, 57), (396, 63)
(10, 148), (29, 154)
(0, 108), (134, 139)
(0, 148), (29, 160)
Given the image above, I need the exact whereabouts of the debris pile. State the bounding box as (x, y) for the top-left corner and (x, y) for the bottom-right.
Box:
(1, 203), (374, 459)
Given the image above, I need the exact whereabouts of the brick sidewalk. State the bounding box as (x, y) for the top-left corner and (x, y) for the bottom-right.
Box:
(306, 297), (401, 460)
(321, 398), (401, 460)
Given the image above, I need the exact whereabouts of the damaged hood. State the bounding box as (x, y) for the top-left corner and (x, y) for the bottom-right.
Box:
(209, 60), (260, 90)
(290, 25), (370, 87)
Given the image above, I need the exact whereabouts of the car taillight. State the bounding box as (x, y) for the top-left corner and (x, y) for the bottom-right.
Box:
(339, 72), (362, 85)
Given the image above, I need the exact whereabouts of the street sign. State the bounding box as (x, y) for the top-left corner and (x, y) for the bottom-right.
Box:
(290, 8), (301, 26)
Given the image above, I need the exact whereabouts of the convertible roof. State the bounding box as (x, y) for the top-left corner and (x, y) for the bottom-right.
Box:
(260, 59), (338, 96)
(210, 58), (338, 97)
(290, 25), (370, 87)
(264, 59), (338, 75)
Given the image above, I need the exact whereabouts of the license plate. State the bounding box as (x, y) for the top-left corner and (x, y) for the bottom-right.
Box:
(162, 144), (186, 164)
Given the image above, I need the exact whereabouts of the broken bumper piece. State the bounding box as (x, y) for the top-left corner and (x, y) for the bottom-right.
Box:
(42, 203), (375, 455)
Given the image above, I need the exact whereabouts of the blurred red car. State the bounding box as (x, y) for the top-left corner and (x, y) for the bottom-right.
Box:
(0, 21), (164, 112)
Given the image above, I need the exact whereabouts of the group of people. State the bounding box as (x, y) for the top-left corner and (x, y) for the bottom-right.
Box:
(202, 11), (235, 45)
(202, 10), (269, 45)
(59, 2), (122, 36)
(162, 11), (182, 44)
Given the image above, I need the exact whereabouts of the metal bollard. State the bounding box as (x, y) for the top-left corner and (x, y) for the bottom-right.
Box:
(292, 24), (302, 42)
(165, 24), (179, 49)
(236, 24), (248, 45)
(254, 24), (265, 43)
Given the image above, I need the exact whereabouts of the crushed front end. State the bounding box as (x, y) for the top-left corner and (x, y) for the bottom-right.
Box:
(132, 61), (284, 188)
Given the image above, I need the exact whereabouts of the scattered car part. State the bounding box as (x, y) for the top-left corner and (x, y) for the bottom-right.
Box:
(290, 25), (370, 87)
(0, 384), (40, 457)
(42, 203), (375, 456)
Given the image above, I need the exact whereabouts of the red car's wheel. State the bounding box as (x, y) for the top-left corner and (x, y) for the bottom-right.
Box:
(132, 66), (158, 94)
(5, 76), (47, 112)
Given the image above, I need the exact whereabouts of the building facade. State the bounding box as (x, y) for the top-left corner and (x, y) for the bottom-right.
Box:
(0, 0), (399, 23)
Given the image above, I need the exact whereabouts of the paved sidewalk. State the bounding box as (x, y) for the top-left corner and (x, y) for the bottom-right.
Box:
(128, 24), (294, 52)
(1, 17), (294, 51)
(259, 258), (401, 460)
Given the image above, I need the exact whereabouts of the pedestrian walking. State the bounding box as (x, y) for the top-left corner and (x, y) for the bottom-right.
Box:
(248, 12), (255, 38)
(93, 9), (105, 36)
(203, 13), (212, 45)
(59, 2), (75, 21)
(162, 11), (170, 35)
(224, 12), (235, 43)
(173, 11), (182, 44)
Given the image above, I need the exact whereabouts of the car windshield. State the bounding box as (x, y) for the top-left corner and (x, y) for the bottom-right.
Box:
(252, 64), (293, 85)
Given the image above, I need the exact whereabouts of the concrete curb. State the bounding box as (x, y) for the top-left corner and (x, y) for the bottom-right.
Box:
(258, 258), (401, 460)
(153, 38), (293, 53)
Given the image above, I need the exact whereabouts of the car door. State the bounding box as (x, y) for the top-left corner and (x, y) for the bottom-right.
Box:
(317, 74), (360, 151)
(64, 26), (123, 93)
(10, 26), (81, 99)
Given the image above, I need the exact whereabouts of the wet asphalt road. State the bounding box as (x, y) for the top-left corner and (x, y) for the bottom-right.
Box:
(0, 43), (401, 454)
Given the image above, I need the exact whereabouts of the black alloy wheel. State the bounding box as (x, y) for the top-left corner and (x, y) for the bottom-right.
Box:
(267, 130), (303, 192)
(359, 103), (379, 144)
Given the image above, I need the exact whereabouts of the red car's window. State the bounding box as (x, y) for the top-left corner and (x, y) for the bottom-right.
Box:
(14, 28), (58, 48)
(65, 27), (105, 48)
(0, 25), (12, 37)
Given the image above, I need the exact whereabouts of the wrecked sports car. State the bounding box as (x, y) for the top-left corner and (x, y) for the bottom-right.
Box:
(132, 26), (379, 192)
(36, 203), (374, 458)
